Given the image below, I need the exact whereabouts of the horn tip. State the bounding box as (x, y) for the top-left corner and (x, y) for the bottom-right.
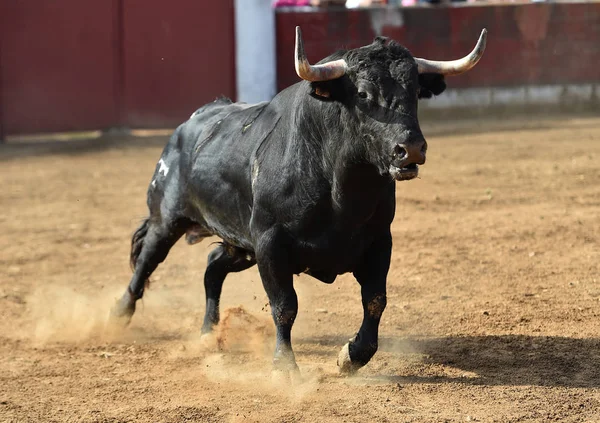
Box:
(477, 28), (487, 51)
(295, 26), (303, 47)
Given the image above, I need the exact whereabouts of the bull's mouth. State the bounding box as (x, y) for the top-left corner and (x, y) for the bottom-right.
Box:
(390, 163), (419, 181)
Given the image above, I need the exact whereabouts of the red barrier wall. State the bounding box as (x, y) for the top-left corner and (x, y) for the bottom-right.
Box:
(121, 0), (235, 128)
(0, 1), (119, 135)
(1, 2), (597, 138)
(276, 3), (600, 92)
(0, 0), (235, 137)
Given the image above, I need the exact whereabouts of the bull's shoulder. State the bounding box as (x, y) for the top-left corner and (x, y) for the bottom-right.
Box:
(188, 96), (233, 120)
(185, 100), (271, 152)
(184, 85), (301, 170)
(189, 99), (269, 126)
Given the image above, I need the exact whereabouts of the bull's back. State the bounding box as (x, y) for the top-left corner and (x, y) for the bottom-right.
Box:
(176, 98), (275, 249)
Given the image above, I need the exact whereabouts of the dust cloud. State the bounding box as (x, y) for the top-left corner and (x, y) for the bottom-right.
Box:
(23, 285), (124, 345)
(167, 306), (326, 399)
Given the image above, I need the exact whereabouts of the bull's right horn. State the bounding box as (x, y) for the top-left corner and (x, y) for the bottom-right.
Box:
(295, 26), (348, 82)
(415, 29), (487, 76)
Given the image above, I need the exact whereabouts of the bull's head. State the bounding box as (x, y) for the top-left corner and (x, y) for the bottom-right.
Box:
(294, 26), (487, 181)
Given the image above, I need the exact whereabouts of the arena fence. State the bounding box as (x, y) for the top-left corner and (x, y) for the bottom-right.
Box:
(276, 2), (600, 114)
(0, 0), (235, 141)
(1, 2), (599, 142)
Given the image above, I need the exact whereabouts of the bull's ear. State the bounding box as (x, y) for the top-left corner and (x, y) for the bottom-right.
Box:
(418, 73), (446, 99)
(309, 81), (335, 101)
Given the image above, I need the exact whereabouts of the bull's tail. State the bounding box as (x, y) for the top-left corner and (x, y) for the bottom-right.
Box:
(130, 218), (150, 287)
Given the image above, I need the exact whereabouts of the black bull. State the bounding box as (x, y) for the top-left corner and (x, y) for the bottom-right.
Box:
(111, 27), (487, 376)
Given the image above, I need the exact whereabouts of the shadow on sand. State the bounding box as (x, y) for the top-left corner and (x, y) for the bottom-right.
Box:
(0, 133), (169, 162)
(301, 334), (600, 388)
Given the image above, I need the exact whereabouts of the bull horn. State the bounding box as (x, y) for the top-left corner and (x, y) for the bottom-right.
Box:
(295, 26), (347, 82)
(415, 29), (487, 76)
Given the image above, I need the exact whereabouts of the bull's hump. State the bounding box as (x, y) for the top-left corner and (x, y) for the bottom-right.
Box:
(190, 102), (269, 156)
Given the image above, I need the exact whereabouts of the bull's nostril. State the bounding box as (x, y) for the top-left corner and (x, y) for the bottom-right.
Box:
(421, 143), (427, 154)
(394, 145), (407, 160)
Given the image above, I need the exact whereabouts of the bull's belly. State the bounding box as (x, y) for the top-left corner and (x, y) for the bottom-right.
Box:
(184, 193), (254, 251)
(292, 233), (375, 278)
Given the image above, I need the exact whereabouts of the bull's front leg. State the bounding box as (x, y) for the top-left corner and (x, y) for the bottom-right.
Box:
(338, 233), (391, 374)
(255, 228), (300, 381)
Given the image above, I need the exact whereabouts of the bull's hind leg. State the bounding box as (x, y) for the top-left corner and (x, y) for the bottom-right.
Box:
(201, 243), (256, 334)
(110, 217), (187, 326)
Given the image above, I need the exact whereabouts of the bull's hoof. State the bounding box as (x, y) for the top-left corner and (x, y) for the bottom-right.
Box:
(107, 308), (132, 329)
(271, 353), (302, 386)
(198, 332), (218, 350)
(107, 297), (135, 328)
(337, 342), (361, 375)
(270, 367), (302, 386)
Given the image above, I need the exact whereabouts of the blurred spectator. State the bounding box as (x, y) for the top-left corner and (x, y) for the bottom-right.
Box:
(347, 0), (387, 6)
(272, 0), (386, 6)
(272, 0), (311, 6)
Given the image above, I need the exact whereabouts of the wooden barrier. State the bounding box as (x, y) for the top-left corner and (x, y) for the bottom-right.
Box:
(275, 3), (600, 110)
(0, 0), (235, 137)
(0, 1), (119, 135)
(121, 0), (235, 128)
(1, 2), (598, 138)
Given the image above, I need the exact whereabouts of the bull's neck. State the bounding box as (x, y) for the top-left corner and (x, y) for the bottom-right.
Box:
(330, 159), (393, 227)
(297, 98), (393, 226)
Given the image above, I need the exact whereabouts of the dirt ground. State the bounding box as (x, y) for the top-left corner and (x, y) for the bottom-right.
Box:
(1, 114), (599, 423)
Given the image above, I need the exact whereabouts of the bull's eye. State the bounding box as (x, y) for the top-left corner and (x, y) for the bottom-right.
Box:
(358, 91), (368, 99)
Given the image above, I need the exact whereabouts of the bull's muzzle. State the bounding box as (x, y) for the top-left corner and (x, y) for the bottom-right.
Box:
(390, 138), (426, 181)
(392, 139), (427, 168)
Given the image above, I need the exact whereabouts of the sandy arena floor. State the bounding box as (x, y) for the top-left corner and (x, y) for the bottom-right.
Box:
(1, 115), (599, 422)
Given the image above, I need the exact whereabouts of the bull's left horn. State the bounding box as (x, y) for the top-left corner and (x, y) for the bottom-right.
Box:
(415, 29), (487, 76)
(295, 26), (347, 82)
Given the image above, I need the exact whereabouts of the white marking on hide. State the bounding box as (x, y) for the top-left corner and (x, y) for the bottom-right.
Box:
(251, 159), (259, 188)
(158, 159), (169, 177)
(151, 179), (157, 188)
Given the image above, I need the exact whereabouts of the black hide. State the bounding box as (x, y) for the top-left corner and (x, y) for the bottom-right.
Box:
(112, 36), (448, 375)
